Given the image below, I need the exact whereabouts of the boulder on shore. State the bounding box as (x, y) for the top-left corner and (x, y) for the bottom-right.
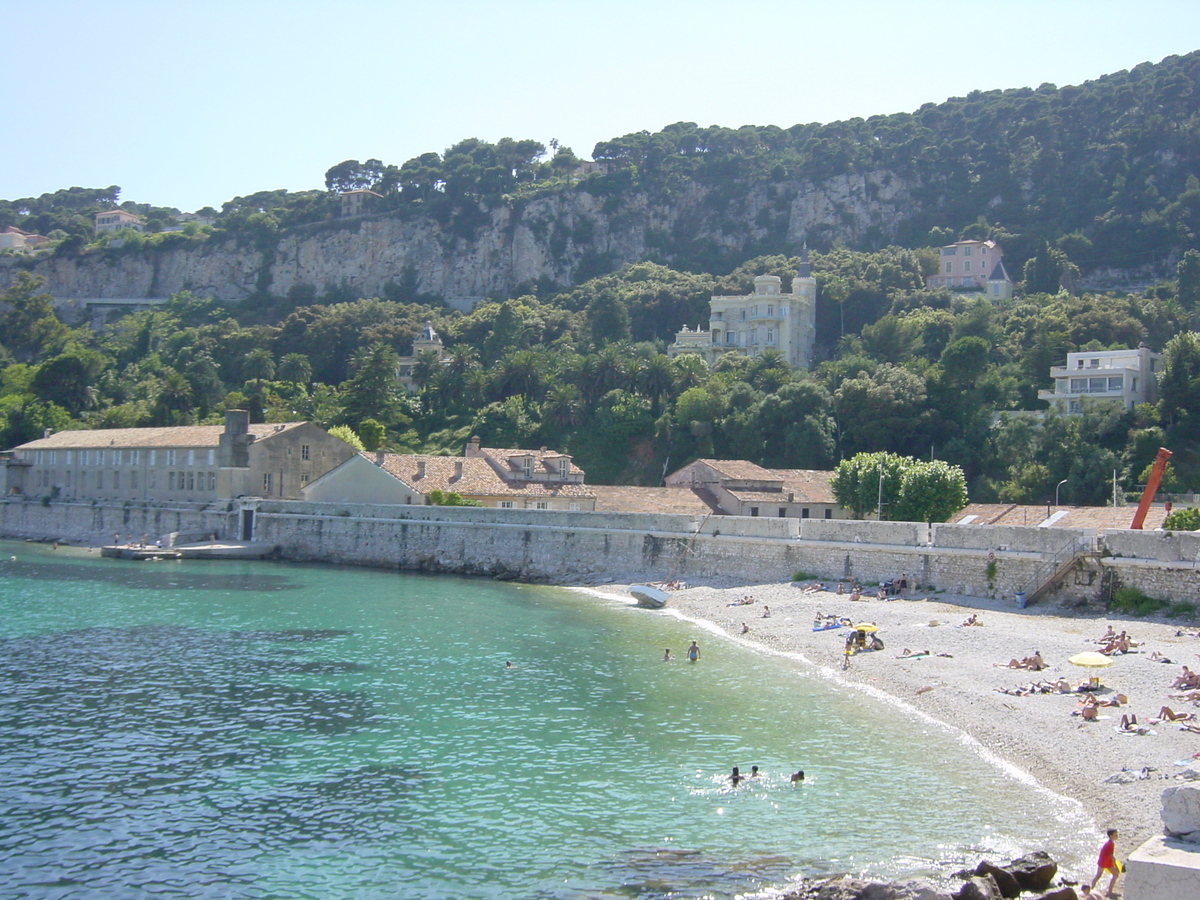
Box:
(1162, 783), (1200, 842)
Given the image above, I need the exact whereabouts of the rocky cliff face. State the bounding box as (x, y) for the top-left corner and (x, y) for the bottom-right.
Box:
(0, 172), (915, 304)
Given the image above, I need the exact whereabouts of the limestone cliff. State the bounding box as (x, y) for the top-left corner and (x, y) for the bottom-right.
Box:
(0, 171), (914, 304)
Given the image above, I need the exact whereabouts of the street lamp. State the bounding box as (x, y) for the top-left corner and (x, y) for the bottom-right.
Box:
(1056, 479), (1068, 507)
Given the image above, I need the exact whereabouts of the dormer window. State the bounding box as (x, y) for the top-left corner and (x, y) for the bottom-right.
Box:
(558, 458), (569, 479)
(523, 457), (533, 479)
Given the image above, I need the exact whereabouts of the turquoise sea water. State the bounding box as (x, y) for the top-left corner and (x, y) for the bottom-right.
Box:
(0, 541), (1093, 899)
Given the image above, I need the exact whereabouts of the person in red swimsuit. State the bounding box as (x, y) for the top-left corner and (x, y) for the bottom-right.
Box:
(1090, 828), (1120, 896)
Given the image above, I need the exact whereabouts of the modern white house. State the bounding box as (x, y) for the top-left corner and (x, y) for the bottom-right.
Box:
(926, 239), (1014, 300)
(1038, 346), (1162, 414)
(668, 265), (817, 370)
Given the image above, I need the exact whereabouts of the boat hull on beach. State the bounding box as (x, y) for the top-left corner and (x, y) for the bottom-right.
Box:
(629, 583), (669, 608)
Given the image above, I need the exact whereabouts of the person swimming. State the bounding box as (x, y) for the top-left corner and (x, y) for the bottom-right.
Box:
(663, 648), (672, 661)
(750, 765), (760, 778)
(790, 770), (805, 783)
(730, 766), (744, 787)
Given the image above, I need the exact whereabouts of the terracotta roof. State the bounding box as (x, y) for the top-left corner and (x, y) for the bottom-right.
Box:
(374, 453), (594, 499)
(12, 423), (306, 451)
(475, 446), (585, 478)
(591, 485), (718, 516)
(690, 459), (778, 481)
(766, 468), (836, 503)
(952, 503), (1170, 531)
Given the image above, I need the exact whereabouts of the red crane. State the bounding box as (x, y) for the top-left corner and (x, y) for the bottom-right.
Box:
(1130, 447), (1173, 530)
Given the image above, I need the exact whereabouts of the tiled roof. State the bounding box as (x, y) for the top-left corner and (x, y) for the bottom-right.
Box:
(766, 468), (835, 503)
(374, 453), (594, 499)
(591, 485), (718, 515)
(952, 503), (1170, 530)
(476, 446), (585, 478)
(691, 459), (778, 481)
(12, 423), (306, 451)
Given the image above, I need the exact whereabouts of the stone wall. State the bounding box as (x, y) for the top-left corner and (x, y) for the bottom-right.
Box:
(3, 497), (1199, 606)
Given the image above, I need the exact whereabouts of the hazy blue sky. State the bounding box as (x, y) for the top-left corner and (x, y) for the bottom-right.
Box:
(4, 0), (1199, 213)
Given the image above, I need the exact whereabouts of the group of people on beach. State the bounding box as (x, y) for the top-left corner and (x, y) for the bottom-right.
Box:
(662, 641), (701, 662)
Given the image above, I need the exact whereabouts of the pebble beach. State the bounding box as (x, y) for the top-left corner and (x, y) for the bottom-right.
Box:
(621, 578), (1200, 858)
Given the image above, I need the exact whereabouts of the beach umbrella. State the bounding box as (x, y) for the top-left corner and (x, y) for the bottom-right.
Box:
(1068, 651), (1113, 668)
(854, 623), (878, 633)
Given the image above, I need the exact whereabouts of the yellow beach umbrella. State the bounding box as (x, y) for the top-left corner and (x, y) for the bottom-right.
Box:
(1068, 651), (1113, 668)
(854, 623), (879, 633)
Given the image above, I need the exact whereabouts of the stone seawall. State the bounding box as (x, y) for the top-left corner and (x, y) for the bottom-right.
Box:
(3, 497), (1197, 606)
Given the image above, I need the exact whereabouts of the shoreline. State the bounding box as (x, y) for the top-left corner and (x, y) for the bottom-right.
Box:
(587, 578), (1200, 866)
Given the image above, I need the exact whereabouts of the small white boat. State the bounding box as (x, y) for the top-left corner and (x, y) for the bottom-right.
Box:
(629, 583), (669, 609)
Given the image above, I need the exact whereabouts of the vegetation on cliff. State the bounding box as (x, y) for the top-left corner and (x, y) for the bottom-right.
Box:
(4, 52), (1200, 515)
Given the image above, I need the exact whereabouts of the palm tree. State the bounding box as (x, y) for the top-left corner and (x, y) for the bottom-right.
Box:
(243, 348), (276, 382)
(277, 352), (313, 385)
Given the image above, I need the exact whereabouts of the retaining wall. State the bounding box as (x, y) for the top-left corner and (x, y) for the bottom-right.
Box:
(3, 497), (1199, 606)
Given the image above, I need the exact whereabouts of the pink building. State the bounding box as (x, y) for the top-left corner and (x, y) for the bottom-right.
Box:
(926, 239), (1013, 299)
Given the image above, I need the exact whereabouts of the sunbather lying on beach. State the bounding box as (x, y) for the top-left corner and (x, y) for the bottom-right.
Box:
(1000, 651), (1046, 670)
(1150, 650), (1174, 663)
(961, 614), (982, 626)
(1170, 689), (1200, 703)
(1153, 706), (1194, 722)
(998, 679), (1071, 696)
(1118, 713), (1148, 733)
(896, 648), (931, 658)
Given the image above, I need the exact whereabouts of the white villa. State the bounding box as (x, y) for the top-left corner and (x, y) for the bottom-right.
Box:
(668, 264), (817, 370)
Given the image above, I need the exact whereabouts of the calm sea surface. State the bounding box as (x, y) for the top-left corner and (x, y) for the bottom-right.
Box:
(0, 541), (1093, 899)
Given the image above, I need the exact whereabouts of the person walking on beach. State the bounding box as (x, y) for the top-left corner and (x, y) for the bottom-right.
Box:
(687, 641), (700, 662)
(1090, 828), (1120, 896)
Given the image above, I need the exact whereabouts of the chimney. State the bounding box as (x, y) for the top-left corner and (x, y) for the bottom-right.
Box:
(415, 460), (426, 479)
(466, 435), (481, 457)
(223, 409), (250, 435)
(43, 428), (52, 439)
(453, 460), (463, 480)
(375, 450), (385, 466)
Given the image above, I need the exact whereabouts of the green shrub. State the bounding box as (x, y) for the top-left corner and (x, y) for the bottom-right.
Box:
(791, 569), (820, 582)
(1167, 601), (1198, 619)
(1110, 586), (1169, 617)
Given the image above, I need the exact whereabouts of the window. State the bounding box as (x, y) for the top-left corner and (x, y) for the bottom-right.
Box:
(767, 304), (774, 316)
(187, 472), (195, 491)
(963, 261), (971, 272)
(263, 473), (273, 493)
(112, 471), (120, 489)
(82, 450), (89, 465)
(169, 472), (176, 490)
(568, 502), (581, 511)
(499, 501), (514, 509)
(750, 507), (759, 517)
(534, 501), (548, 510)
(740, 310), (747, 321)
(149, 449), (156, 465)
(149, 471), (157, 489)
(301, 473), (310, 485)
(97, 471), (104, 489)
(963, 246), (972, 256)
(942, 247), (957, 255)
(1108, 376), (1123, 391)
(209, 472), (216, 491)
(1132, 377), (1138, 392)
(166, 450), (176, 465)
(824, 509), (833, 519)
(130, 471), (138, 489)
(301, 444), (310, 461)
(207, 449), (215, 465)
(766, 329), (775, 344)
(944, 262), (952, 274)
(778, 508), (787, 517)
(801, 508), (810, 518)
(1088, 358), (1099, 368)
(49, 450), (57, 465)
(130, 449), (139, 465)
(114, 450), (123, 465)
(1069, 399), (1082, 413)
(65, 471), (71, 488)
(558, 458), (569, 478)
(726, 332), (735, 344)
(66, 450), (73, 464)
(749, 328), (757, 344)
(522, 457), (533, 479)
(97, 450), (105, 465)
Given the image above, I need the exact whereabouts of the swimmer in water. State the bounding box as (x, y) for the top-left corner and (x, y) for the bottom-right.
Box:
(687, 641), (700, 662)
(663, 648), (672, 661)
(730, 766), (744, 787)
(790, 770), (805, 783)
(750, 765), (760, 778)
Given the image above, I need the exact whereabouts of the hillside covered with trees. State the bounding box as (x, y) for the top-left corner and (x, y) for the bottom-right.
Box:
(3, 52), (1200, 512)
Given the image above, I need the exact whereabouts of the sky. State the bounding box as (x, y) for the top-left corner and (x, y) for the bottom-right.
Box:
(4, 0), (1200, 214)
